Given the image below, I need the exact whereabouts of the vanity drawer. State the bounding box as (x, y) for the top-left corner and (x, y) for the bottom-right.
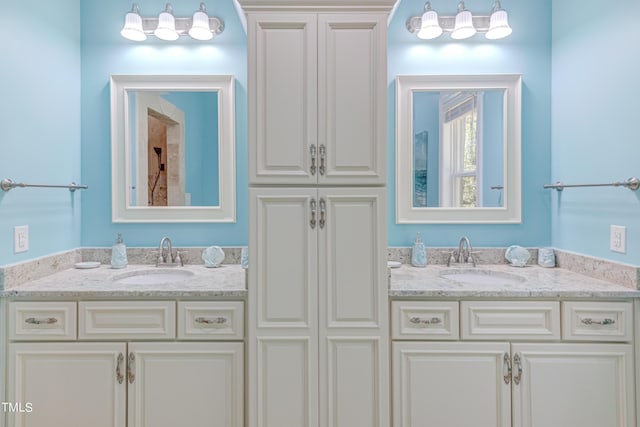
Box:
(461, 301), (561, 340)
(562, 301), (633, 342)
(79, 301), (176, 340)
(178, 301), (244, 340)
(9, 301), (77, 341)
(391, 301), (459, 340)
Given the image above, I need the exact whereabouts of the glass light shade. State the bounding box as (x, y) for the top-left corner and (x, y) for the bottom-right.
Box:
(451, 9), (476, 39)
(417, 10), (443, 40)
(188, 4), (213, 40)
(486, 9), (512, 39)
(154, 5), (179, 41)
(120, 6), (146, 41)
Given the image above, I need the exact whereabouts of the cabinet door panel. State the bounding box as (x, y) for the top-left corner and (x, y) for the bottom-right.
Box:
(255, 337), (318, 427)
(393, 341), (511, 427)
(319, 188), (386, 329)
(128, 342), (243, 427)
(249, 14), (317, 185)
(8, 342), (126, 427)
(318, 14), (386, 185)
(512, 343), (635, 427)
(250, 188), (318, 329)
(323, 336), (385, 427)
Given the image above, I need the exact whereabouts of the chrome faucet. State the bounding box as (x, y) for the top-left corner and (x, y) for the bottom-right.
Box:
(448, 236), (476, 267)
(157, 237), (183, 267)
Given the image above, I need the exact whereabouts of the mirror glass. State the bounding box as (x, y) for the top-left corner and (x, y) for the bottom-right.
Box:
(111, 75), (235, 223)
(396, 75), (521, 223)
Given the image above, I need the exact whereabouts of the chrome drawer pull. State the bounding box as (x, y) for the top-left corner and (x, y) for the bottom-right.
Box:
(581, 317), (615, 326)
(195, 316), (228, 325)
(319, 144), (326, 175)
(116, 353), (125, 384)
(319, 198), (326, 229)
(503, 353), (512, 385)
(310, 144), (317, 175)
(25, 317), (58, 325)
(513, 353), (522, 385)
(409, 316), (442, 325)
(310, 199), (317, 229)
(127, 353), (135, 384)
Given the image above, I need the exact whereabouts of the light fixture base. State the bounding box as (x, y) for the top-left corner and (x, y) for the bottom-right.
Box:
(407, 14), (491, 35)
(141, 16), (224, 38)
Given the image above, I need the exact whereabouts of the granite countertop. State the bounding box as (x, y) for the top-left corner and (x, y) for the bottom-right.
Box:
(390, 264), (640, 298)
(1, 264), (247, 298)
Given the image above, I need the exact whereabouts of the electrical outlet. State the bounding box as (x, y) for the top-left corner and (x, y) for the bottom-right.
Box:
(610, 225), (626, 254)
(14, 225), (29, 253)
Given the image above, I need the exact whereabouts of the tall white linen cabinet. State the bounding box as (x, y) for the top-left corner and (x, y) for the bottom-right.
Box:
(241, 0), (392, 425)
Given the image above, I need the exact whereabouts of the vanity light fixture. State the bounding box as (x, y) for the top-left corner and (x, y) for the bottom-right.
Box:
(154, 3), (179, 41)
(417, 2), (443, 40)
(485, 0), (512, 40)
(451, 1), (476, 40)
(188, 3), (213, 40)
(406, 0), (512, 41)
(120, 2), (224, 42)
(120, 4), (146, 41)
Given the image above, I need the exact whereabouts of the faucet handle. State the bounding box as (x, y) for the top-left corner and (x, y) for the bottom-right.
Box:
(174, 251), (185, 267)
(448, 251), (457, 266)
(466, 253), (476, 266)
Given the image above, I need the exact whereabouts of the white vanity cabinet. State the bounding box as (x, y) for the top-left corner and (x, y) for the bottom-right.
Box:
(392, 300), (636, 427)
(6, 300), (244, 427)
(249, 187), (388, 427)
(247, 12), (387, 186)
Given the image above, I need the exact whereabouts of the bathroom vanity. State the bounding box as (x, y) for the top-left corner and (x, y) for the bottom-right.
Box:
(390, 264), (640, 427)
(1, 265), (246, 427)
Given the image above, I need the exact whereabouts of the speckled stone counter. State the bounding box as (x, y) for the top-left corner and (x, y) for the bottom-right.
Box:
(390, 264), (640, 299)
(1, 264), (247, 298)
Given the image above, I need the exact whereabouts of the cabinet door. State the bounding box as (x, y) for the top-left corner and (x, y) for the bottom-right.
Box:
(248, 13), (318, 185)
(249, 188), (319, 427)
(318, 187), (388, 426)
(512, 343), (635, 427)
(127, 342), (243, 427)
(393, 341), (511, 427)
(318, 14), (386, 185)
(8, 342), (126, 427)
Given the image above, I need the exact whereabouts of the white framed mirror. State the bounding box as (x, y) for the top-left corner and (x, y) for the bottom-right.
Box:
(396, 74), (521, 224)
(110, 75), (235, 223)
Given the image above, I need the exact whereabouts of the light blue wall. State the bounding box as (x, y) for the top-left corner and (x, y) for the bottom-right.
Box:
(80, 0), (247, 248)
(0, 1), (81, 266)
(551, 0), (640, 264)
(388, 0), (552, 247)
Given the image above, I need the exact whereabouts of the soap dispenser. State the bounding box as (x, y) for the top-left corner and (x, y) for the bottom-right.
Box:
(411, 233), (427, 267)
(111, 233), (128, 269)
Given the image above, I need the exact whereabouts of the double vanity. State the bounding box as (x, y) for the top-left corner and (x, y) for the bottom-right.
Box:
(1, 253), (638, 427)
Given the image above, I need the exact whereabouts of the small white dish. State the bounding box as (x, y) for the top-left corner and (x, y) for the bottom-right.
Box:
(74, 261), (101, 269)
(387, 261), (402, 268)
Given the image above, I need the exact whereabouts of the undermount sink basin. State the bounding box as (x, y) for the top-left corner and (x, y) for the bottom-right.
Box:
(113, 269), (195, 285)
(439, 268), (526, 286)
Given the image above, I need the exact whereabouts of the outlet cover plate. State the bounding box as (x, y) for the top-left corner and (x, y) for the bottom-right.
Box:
(610, 225), (626, 254)
(14, 225), (29, 253)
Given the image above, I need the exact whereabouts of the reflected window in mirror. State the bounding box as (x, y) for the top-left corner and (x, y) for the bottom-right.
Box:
(412, 89), (506, 209)
(397, 75), (521, 224)
(111, 75), (235, 223)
